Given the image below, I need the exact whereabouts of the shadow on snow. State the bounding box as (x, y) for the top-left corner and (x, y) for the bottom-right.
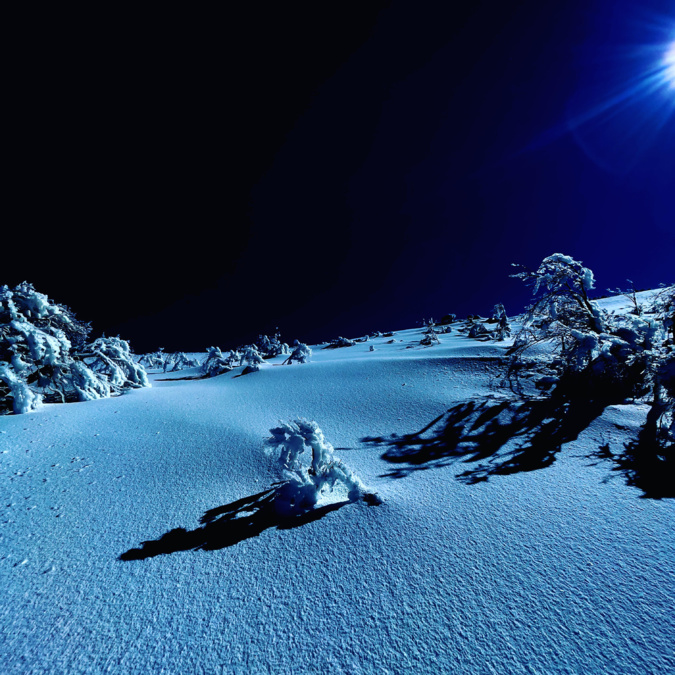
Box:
(120, 485), (350, 561)
(363, 377), (673, 498)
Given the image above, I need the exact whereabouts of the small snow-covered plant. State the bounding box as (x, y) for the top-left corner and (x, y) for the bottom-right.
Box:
(468, 322), (490, 339)
(283, 340), (312, 364)
(241, 344), (264, 372)
(609, 280), (644, 317)
(493, 303), (511, 341)
(265, 419), (378, 515)
(139, 349), (167, 370)
(439, 314), (456, 325)
(201, 347), (236, 377)
(325, 336), (356, 349)
(420, 319), (441, 346)
(257, 332), (290, 358)
(169, 352), (200, 371)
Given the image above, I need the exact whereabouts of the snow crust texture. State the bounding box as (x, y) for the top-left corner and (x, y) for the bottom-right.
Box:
(0, 312), (673, 674)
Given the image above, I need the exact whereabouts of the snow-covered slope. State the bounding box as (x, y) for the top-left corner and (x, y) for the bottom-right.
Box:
(1, 302), (673, 674)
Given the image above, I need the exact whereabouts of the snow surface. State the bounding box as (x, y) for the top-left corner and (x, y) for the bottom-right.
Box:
(1, 304), (674, 674)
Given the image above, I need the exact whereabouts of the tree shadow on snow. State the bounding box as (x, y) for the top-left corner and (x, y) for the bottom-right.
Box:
(364, 391), (606, 484)
(586, 406), (675, 499)
(363, 372), (672, 496)
(120, 486), (350, 561)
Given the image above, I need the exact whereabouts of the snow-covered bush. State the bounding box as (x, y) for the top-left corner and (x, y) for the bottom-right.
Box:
(420, 319), (441, 346)
(283, 340), (312, 365)
(240, 345), (264, 373)
(512, 253), (607, 336)
(173, 352), (200, 371)
(609, 280), (644, 317)
(80, 337), (149, 391)
(256, 333), (290, 358)
(493, 303), (511, 341)
(648, 285), (675, 343)
(265, 419), (379, 516)
(0, 282), (148, 414)
(201, 347), (236, 377)
(511, 255), (673, 402)
(325, 336), (355, 349)
(468, 322), (490, 339)
(0, 363), (41, 414)
(139, 349), (168, 370)
(440, 314), (456, 325)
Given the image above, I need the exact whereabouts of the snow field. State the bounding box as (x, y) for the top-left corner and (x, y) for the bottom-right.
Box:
(1, 324), (673, 673)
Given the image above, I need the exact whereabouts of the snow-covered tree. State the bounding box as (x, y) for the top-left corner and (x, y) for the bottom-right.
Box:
(512, 255), (673, 401)
(79, 337), (149, 392)
(511, 253), (607, 337)
(201, 347), (237, 378)
(493, 303), (511, 341)
(0, 282), (148, 414)
(241, 345), (264, 372)
(265, 419), (379, 515)
(283, 340), (312, 364)
(256, 333), (290, 358)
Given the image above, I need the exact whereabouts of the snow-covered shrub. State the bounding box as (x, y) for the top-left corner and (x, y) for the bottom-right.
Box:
(241, 345), (264, 372)
(493, 303), (511, 341)
(0, 282), (148, 414)
(256, 333), (290, 358)
(325, 336), (355, 349)
(511, 253), (607, 336)
(80, 337), (150, 392)
(283, 340), (312, 365)
(654, 350), (675, 446)
(609, 280), (644, 317)
(0, 363), (41, 414)
(201, 347), (236, 377)
(468, 322), (490, 339)
(440, 314), (456, 325)
(648, 285), (675, 343)
(420, 319), (441, 346)
(170, 352), (200, 371)
(511, 255), (674, 405)
(139, 349), (168, 370)
(265, 419), (379, 516)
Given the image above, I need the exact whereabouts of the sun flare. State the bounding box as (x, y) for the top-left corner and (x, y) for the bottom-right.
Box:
(665, 42), (675, 87)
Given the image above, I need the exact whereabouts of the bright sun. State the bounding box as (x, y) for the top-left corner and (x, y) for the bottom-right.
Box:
(665, 42), (675, 87)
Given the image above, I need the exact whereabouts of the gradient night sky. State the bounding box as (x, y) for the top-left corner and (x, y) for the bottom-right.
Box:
(6, 1), (674, 353)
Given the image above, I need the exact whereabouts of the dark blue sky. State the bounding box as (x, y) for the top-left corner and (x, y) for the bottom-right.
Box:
(6, 1), (674, 352)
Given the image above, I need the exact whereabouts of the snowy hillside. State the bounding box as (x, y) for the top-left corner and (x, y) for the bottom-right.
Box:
(1, 292), (674, 674)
